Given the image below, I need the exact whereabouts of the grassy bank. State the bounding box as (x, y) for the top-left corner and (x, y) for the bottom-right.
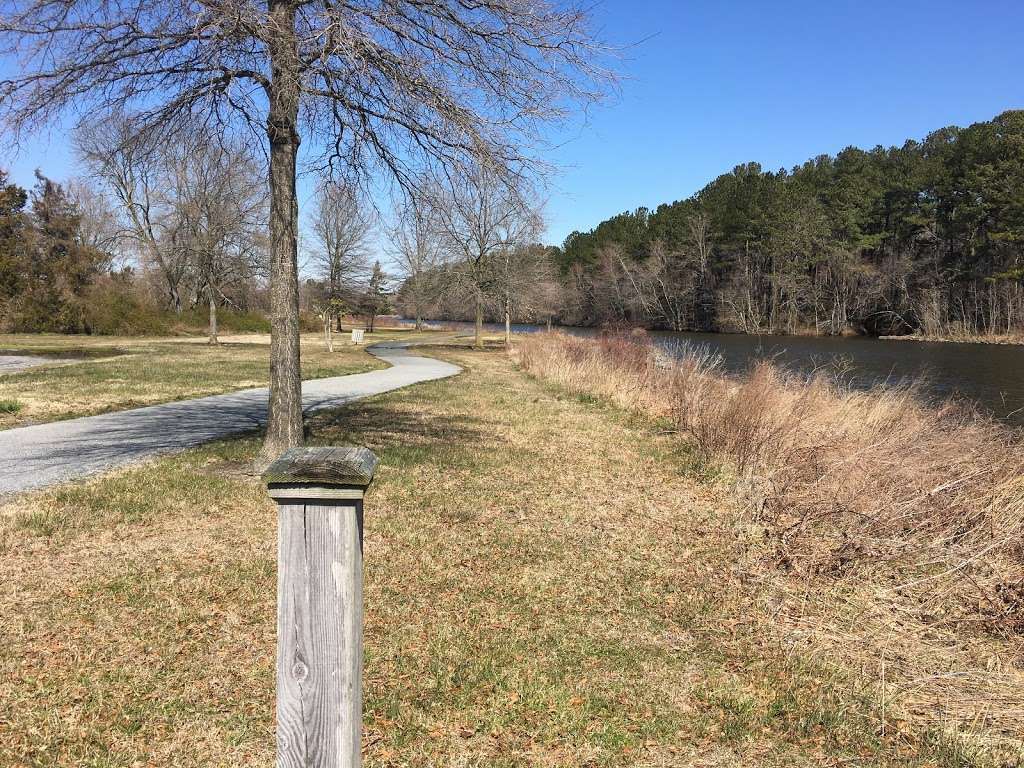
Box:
(517, 332), (1024, 760)
(0, 330), (440, 429)
(2, 344), (1019, 766)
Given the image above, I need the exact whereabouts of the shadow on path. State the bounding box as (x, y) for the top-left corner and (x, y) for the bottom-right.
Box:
(0, 344), (461, 495)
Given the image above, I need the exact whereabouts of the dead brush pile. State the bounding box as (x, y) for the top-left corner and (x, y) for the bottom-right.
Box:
(516, 331), (1024, 747)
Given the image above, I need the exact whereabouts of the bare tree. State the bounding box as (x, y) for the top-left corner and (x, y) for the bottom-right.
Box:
(308, 182), (374, 331)
(429, 164), (539, 347)
(388, 193), (443, 331)
(311, 296), (346, 351)
(533, 273), (566, 332)
(1, 0), (613, 459)
(687, 210), (713, 277)
(508, 244), (563, 333)
(75, 113), (191, 312)
(78, 116), (267, 333)
(496, 238), (550, 344)
(65, 177), (120, 259)
(173, 138), (267, 344)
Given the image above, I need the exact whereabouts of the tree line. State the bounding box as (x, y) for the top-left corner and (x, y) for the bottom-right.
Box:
(0, 170), (113, 333)
(1, 137), (566, 347)
(556, 110), (1024, 337)
(304, 166), (564, 348)
(1, 117), (271, 339)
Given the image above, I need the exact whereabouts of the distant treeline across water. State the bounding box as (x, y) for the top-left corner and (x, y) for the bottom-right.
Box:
(554, 110), (1024, 340)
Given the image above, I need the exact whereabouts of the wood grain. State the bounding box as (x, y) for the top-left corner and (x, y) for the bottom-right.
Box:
(276, 499), (364, 768)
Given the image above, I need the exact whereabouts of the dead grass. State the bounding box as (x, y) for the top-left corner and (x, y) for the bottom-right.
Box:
(881, 332), (1024, 346)
(516, 331), (1024, 759)
(0, 330), (450, 428)
(2, 346), (1014, 766)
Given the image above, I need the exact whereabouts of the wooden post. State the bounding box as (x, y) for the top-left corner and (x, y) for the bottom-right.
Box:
(263, 446), (378, 768)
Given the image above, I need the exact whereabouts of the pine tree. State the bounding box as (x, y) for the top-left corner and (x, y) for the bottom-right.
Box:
(363, 262), (390, 333)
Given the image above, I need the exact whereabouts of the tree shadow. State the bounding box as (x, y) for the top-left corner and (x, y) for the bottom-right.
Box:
(306, 400), (493, 471)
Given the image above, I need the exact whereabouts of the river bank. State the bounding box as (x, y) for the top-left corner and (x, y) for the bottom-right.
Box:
(412, 316), (1024, 347)
(608, 325), (1024, 346)
(516, 332), (1024, 764)
(880, 332), (1024, 346)
(408, 319), (1024, 428)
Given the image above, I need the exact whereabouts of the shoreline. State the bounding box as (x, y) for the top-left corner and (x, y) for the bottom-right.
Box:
(878, 332), (1024, 346)
(627, 326), (1024, 347)
(516, 332), (1024, 760)
(409, 318), (1024, 347)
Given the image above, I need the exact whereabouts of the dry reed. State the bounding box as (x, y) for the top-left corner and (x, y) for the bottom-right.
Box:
(516, 331), (1024, 749)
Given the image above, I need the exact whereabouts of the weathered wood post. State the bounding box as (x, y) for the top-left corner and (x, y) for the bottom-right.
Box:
(263, 446), (378, 768)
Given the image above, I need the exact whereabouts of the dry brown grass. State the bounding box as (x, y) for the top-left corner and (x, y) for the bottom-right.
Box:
(516, 332), (1024, 755)
(3, 346), (1004, 766)
(881, 332), (1024, 346)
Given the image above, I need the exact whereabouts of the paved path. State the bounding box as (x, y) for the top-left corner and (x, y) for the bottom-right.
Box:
(0, 344), (460, 495)
(0, 355), (58, 374)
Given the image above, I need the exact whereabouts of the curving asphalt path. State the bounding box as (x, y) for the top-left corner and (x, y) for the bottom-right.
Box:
(0, 343), (460, 495)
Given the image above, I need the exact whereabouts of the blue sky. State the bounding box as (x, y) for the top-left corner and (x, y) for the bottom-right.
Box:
(3, 0), (1023, 252)
(544, 0), (1024, 244)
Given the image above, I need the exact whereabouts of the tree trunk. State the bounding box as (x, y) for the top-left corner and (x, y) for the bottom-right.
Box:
(504, 306), (511, 345)
(324, 314), (333, 352)
(207, 289), (218, 345)
(546, 316), (552, 332)
(261, 0), (303, 464)
(475, 291), (483, 349)
(415, 313), (423, 332)
(169, 282), (182, 315)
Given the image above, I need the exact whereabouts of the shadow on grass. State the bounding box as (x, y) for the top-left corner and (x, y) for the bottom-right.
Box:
(413, 341), (507, 352)
(306, 399), (494, 472)
(0, 345), (129, 359)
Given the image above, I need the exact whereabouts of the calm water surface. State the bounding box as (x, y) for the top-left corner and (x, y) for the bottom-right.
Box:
(405, 319), (1024, 426)
(643, 331), (1024, 427)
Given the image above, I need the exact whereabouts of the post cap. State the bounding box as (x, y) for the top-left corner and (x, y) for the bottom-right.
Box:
(263, 446), (378, 502)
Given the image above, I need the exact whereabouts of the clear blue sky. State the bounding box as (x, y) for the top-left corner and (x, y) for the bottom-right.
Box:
(3, 0), (1023, 251)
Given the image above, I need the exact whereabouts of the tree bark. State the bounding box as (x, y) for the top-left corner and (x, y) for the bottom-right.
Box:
(261, 0), (303, 464)
(324, 313), (333, 352)
(475, 291), (483, 348)
(415, 313), (423, 331)
(504, 306), (511, 345)
(208, 289), (218, 345)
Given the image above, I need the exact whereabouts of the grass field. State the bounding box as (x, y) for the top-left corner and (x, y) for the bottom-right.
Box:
(0, 330), (450, 429)
(1, 344), (1013, 767)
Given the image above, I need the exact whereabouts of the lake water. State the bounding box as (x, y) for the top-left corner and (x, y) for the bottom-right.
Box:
(402, 319), (1024, 426)
(646, 331), (1024, 427)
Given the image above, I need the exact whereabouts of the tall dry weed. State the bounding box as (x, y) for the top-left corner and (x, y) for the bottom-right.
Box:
(516, 331), (1024, 745)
